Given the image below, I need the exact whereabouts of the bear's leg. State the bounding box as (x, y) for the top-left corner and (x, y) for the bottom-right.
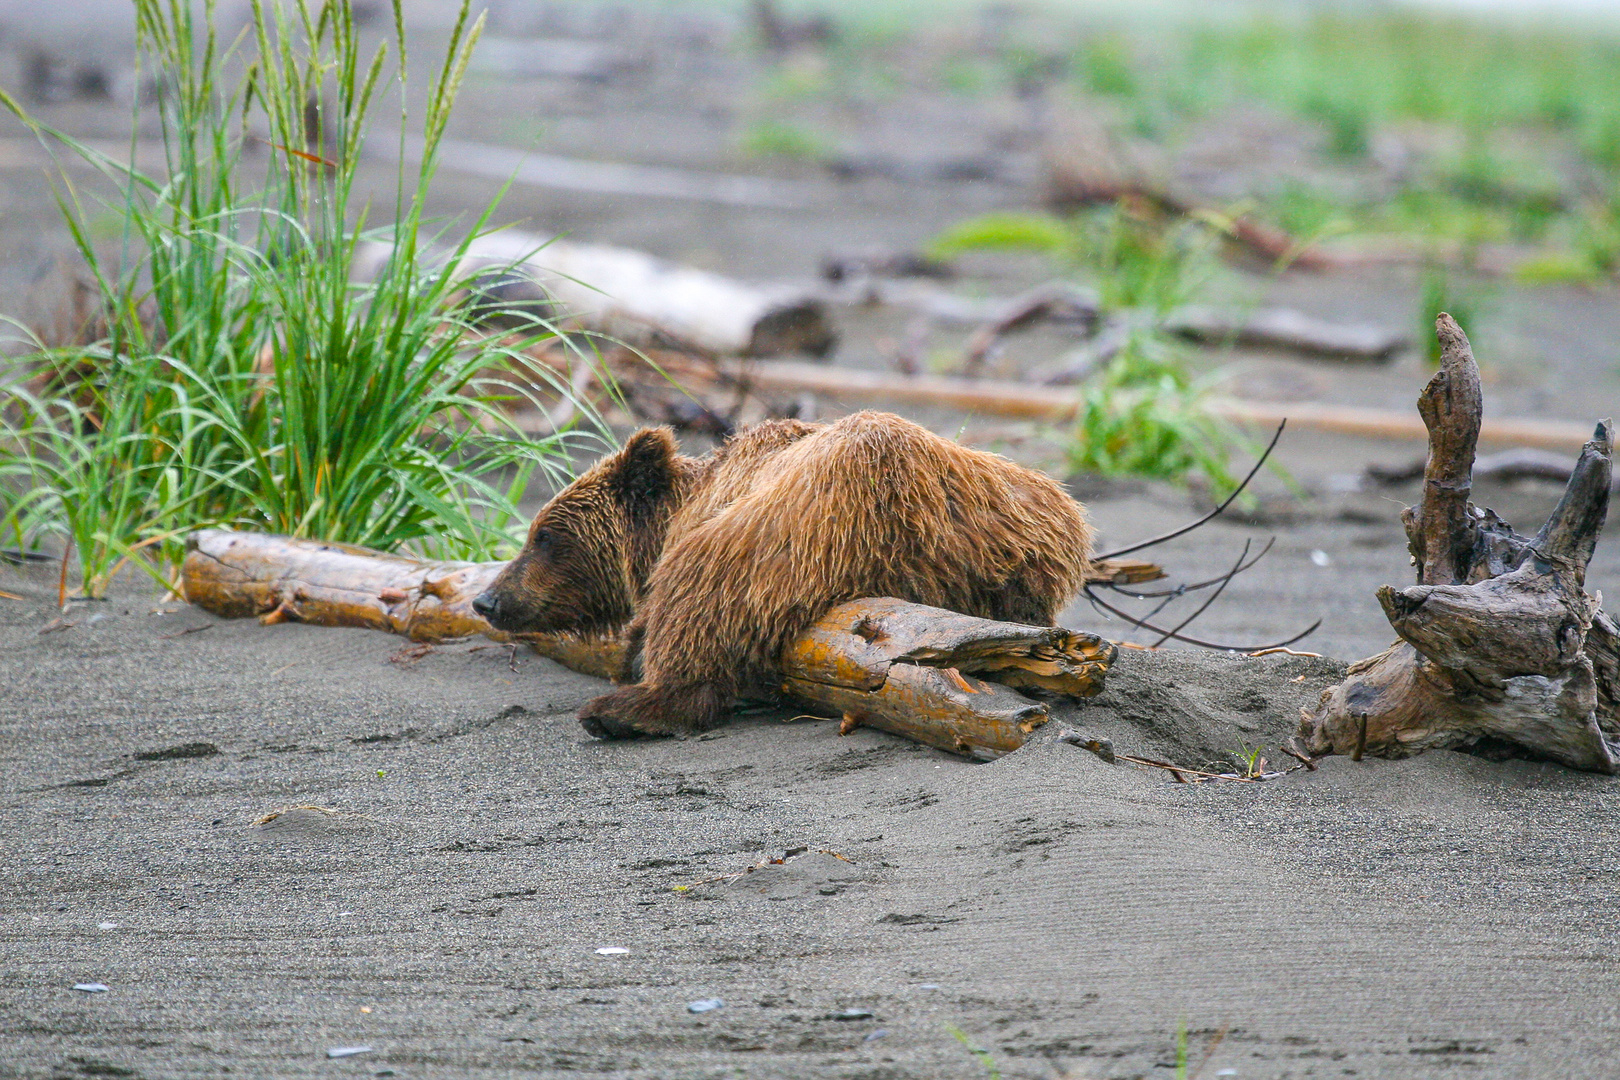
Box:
(579, 680), (730, 739)
(987, 581), (1060, 627)
(615, 619), (647, 684)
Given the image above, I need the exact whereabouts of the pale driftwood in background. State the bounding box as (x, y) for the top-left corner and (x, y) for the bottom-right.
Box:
(181, 531), (1120, 760)
(356, 230), (835, 358)
(1299, 315), (1620, 772)
(1163, 305), (1407, 362)
(691, 358), (1596, 451)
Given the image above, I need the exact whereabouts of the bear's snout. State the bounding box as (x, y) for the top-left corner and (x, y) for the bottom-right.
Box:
(471, 589), (501, 622)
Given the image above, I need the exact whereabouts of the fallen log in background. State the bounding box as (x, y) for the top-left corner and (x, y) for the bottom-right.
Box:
(695, 359), (1597, 452)
(828, 278), (1407, 365)
(1163, 305), (1407, 362)
(357, 230), (835, 358)
(181, 531), (1121, 760)
(1299, 315), (1620, 772)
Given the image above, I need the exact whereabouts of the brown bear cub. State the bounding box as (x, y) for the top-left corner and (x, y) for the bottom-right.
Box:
(473, 411), (1093, 739)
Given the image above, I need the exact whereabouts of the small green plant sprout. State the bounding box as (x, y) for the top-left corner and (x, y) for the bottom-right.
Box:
(926, 212), (1076, 263)
(1174, 1021), (1229, 1079)
(1302, 91), (1371, 159)
(946, 1023), (1001, 1080)
(1229, 741), (1267, 779)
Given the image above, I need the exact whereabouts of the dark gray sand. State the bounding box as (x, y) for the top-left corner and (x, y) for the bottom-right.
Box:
(6, 468), (1620, 1080)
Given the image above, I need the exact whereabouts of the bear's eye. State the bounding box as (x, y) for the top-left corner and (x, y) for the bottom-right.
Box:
(532, 528), (555, 556)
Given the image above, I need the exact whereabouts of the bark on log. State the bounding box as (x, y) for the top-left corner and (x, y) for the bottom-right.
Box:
(1300, 314), (1620, 772)
(356, 230), (835, 358)
(180, 531), (1121, 760)
(781, 597), (1116, 759)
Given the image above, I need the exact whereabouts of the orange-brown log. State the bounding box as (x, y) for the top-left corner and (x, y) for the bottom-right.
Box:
(781, 597), (1116, 759)
(181, 530), (624, 679)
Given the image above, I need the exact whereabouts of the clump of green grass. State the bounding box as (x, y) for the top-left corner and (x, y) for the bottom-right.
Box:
(1301, 92), (1370, 159)
(0, 0), (601, 597)
(928, 206), (1242, 493)
(1079, 34), (1137, 98)
(1067, 337), (1243, 496)
(1074, 205), (1219, 313)
(929, 205), (1218, 312)
(737, 118), (836, 162)
(1059, 8), (1620, 253)
(1417, 266), (1491, 367)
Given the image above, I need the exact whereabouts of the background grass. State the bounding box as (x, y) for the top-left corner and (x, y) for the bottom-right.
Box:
(0, 0), (604, 597)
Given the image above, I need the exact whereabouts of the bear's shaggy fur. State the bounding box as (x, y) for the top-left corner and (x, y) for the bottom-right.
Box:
(474, 411), (1093, 738)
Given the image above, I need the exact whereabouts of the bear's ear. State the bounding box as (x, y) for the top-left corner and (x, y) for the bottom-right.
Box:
(607, 427), (680, 519)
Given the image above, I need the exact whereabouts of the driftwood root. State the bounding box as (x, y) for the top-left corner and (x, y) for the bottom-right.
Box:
(1301, 314), (1618, 772)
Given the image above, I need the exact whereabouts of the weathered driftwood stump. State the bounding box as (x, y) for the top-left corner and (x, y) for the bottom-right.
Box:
(1300, 314), (1620, 772)
(182, 531), (1120, 760)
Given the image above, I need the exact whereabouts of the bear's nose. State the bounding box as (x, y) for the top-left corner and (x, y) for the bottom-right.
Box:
(471, 590), (499, 620)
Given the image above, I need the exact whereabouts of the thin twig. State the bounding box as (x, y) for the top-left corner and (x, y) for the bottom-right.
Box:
(1115, 754), (1262, 783)
(1105, 538), (1276, 599)
(1282, 740), (1318, 770)
(1084, 586), (1322, 652)
(389, 641), (435, 665)
(1189, 1025), (1230, 1080)
(1094, 420), (1285, 560)
(1150, 541), (1251, 649)
(158, 624), (213, 640)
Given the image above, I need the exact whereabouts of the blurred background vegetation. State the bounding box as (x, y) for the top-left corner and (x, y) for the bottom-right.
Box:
(3, 0), (1618, 594)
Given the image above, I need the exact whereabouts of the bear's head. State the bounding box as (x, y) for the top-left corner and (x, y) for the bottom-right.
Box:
(473, 428), (688, 636)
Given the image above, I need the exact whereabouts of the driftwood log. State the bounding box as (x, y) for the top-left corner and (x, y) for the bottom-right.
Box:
(674, 358), (1596, 452)
(1299, 315), (1620, 772)
(356, 230), (835, 358)
(180, 530), (1123, 760)
(1163, 305), (1407, 363)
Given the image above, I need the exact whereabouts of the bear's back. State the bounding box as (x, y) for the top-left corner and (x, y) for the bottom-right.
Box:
(658, 411), (1092, 631)
(667, 417), (824, 544)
